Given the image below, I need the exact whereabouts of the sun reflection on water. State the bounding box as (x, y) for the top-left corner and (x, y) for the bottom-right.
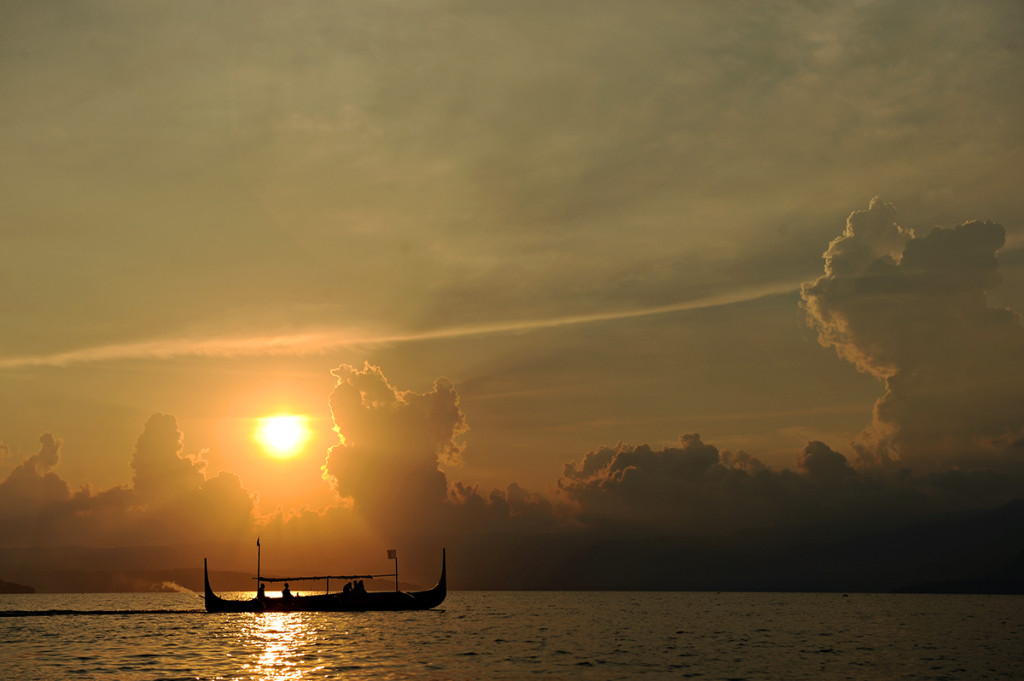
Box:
(238, 612), (328, 680)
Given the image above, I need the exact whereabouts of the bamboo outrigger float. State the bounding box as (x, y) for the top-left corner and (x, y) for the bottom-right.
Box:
(203, 549), (446, 613)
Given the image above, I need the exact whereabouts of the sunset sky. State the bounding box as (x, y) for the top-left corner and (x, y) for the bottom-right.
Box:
(2, 1), (1023, 587)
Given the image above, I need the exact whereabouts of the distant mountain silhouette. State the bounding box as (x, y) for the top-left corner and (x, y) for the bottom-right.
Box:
(892, 503), (1024, 594)
(0, 577), (34, 594)
(774, 498), (1024, 593)
(445, 498), (1024, 592)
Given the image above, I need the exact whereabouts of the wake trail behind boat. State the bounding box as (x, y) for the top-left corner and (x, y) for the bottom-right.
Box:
(0, 609), (206, 617)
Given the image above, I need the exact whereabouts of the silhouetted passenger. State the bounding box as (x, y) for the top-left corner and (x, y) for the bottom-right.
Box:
(343, 581), (352, 594)
(257, 583), (266, 600)
(282, 583), (293, 598)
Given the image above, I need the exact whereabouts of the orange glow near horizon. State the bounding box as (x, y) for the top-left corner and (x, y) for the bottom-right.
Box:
(254, 415), (312, 459)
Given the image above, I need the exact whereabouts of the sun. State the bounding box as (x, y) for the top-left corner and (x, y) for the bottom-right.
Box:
(254, 415), (311, 459)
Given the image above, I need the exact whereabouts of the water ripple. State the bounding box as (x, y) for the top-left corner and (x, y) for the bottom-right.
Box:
(1, 592), (1023, 680)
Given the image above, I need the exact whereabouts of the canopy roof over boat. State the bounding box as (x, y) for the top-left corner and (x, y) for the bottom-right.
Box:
(254, 572), (393, 583)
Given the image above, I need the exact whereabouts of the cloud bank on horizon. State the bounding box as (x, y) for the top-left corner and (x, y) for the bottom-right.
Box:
(3, 200), (1023, 560)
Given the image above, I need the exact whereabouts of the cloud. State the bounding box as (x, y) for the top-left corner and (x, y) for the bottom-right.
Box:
(553, 434), (887, 537)
(323, 363), (462, 534)
(3, 353), (1024, 589)
(128, 414), (257, 542)
(802, 198), (1024, 468)
(6, 194), (1024, 578)
(320, 363), (1013, 545)
(0, 282), (801, 370)
(132, 414), (205, 501)
(322, 362), (565, 539)
(0, 365), (560, 561)
(5, 347), (1023, 555)
(557, 434), (781, 534)
(0, 434), (70, 522)
(797, 440), (855, 482)
(554, 431), (1024, 548)
(0, 417), (257, 547)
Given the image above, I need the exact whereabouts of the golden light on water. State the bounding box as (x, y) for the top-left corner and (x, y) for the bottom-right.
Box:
(254, 415), (311, 459)
(241, 612), (326, 680)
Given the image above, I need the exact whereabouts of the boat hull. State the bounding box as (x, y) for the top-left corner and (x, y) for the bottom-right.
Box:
(203, 551), (446, 613)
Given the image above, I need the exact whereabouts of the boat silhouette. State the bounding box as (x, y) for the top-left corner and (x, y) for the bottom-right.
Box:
(204, 549), (446, 612)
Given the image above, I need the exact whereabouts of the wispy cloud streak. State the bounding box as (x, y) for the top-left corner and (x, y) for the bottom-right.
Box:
(0, 282), (801, 370)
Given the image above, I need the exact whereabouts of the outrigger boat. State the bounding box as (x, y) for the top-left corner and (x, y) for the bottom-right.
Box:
(204, 549), (446, 613)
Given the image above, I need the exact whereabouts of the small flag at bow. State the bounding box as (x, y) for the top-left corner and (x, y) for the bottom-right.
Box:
(387, 549), (397, 560)
(256, 537), (260, 547)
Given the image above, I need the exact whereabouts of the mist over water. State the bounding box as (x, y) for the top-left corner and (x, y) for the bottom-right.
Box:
(2, 591), (1022, 680)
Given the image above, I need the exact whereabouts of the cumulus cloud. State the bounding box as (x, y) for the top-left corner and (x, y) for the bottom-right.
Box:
(132, 414), (205, 502)
(802, 198), (1024, 468)
(323, 363), (464, 532)
(0, 416), (257, 547)
(557, 434), (781, 534)
(554, 434), (890, 536)
(323, 362), (561, 538)
(553, 431), (1024, 548)
(0, 434), (71, 523)
(797, 440), (856, 483)
(6, 345), (1021, 561)
(127, 414), (257, 542)
(0, 351), (1022, 594)
(321, 364), (1015, 543)
(0, 366), (562, 562)
(5, 269), (1024, 588)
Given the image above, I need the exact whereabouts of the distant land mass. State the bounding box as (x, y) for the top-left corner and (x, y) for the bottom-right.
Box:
(550, 498), (1024, 594)
(894, 543), (1024, 594)
(0, 578), (35, 594)
(1, 499), (1022, 594)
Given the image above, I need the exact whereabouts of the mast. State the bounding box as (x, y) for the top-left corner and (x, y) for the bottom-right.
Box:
(388, 549), (399, 591)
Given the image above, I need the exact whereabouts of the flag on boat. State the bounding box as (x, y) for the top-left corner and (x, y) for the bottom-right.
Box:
(256, 537), (260, 547)
(387, 549), (397, 560)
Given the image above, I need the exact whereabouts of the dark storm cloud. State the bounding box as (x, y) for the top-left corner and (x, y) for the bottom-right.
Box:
(802, 198), (1024, 468)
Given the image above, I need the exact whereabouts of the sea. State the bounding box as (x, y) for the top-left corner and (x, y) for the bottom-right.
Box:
(1, 590), (1022, 680)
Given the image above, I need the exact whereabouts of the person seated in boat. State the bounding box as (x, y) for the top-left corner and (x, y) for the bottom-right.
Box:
(282, 583), (293, 599)
(343, 581), (352, 595)
(257, 583), (266, 601)
(355, 580), (366, 594)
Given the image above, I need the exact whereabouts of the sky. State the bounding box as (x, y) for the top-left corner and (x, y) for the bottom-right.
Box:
(2, 1), (1024, 589)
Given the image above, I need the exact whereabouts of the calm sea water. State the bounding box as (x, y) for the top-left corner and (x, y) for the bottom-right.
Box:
(1, 591), (1022, 680)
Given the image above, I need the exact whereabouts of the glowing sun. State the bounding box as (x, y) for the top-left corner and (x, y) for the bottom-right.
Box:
(255, 415), (311, 459)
